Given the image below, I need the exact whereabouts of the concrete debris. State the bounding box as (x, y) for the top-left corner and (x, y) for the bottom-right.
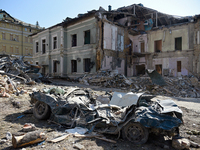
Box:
(22, 123), (36, 132)
(77, 70), (133, 88)
(73, 70), (200, 98)
(0, 74), (29, 97)
(172, 137), (190, 150)
(0, 54), (51, 84)
(73, 143), (85, 150)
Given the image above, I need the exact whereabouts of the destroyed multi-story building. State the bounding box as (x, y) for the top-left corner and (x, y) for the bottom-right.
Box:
(0, 10), (43, 63)
(31, 4), (199, 77)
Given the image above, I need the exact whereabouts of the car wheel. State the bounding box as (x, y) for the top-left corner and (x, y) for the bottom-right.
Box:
(33, 101), (51, 120)
(122, 122), (149, 144)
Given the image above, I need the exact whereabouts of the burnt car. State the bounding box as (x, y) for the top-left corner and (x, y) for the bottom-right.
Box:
(30, 87), (183, 144)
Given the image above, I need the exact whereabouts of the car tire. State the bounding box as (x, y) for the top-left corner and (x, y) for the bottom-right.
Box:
(33, 101), (51, 120)
(122, 122), (149, 144)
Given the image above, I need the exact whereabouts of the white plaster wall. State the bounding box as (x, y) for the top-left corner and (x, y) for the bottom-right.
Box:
(104, 22), (112, 50)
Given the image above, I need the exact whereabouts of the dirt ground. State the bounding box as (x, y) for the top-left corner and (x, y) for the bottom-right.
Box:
(0, 79), (200, 150)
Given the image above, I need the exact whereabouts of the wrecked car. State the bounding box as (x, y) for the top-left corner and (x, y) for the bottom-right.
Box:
(30, 87), (183, 144)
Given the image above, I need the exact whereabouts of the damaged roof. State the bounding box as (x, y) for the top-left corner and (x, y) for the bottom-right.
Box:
(116, 4), (194, 27)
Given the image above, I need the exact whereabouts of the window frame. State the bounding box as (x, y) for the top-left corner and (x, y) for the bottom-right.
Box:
(35, 41), (39, 53)
(175, 37), (182, 51)
(84, 30), (90, 45)
(71, 34), (77, 47)
(53, 36), (57, 49)
(42, 39), (46, 54)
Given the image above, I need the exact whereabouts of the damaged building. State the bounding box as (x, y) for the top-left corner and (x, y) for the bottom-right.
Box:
(31, 4), (199, 78)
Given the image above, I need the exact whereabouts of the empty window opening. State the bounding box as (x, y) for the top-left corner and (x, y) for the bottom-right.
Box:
(177, 61), (181, 72)
(140, 42), (145, 53)
(136, 64), (145, 75)
(42, 39), (46, 54)
(53, 60), (58, 73)
(36, 42), (39, 53)
(84, 58), (91, 72)
(71, 60), (77, 72)
(155, 64), (162, 75)
(72, 34), (77, 47)
(36, 62), (39, 65)
(84, 30), (90, 44)
(175, 37), (182, 50)
(154, 40), (162, 52)
(53, 37), (57, 49)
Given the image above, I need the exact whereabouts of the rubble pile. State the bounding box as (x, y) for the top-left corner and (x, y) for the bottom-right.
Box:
(78, 70), (200, 98)
(79, 70), (133, 88)
(0, 54), (49, 84)
(0, 74), (27, 97)
(131, 76), (200, 98)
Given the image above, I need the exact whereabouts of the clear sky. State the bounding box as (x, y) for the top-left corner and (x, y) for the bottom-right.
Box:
(1, 0), (199, 28)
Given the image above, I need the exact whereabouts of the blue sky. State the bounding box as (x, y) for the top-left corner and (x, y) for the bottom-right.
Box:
(1, 0), (199, 28)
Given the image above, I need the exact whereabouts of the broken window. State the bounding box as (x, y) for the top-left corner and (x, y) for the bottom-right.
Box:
(155, 64), (162, 75)
(42, 39), (46, 54)
(84, 58), (91, 72)
(154, 40), (162, 52)
(84, 30), (90, 44)
(53, 60), (58, 73)
(71, 60), (77, 73)
(36, 42), (39, 53)
(53, 37), (57, 49)
(72, 34), (77, 47)
(175, 37), (182, 50)
(177, 61), (181, 72)
(141, 42), (145, 53)
(2, 33), (5, 40)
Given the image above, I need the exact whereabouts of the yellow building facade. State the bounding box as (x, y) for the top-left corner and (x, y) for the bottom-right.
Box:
(0, 10), (43, 63)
